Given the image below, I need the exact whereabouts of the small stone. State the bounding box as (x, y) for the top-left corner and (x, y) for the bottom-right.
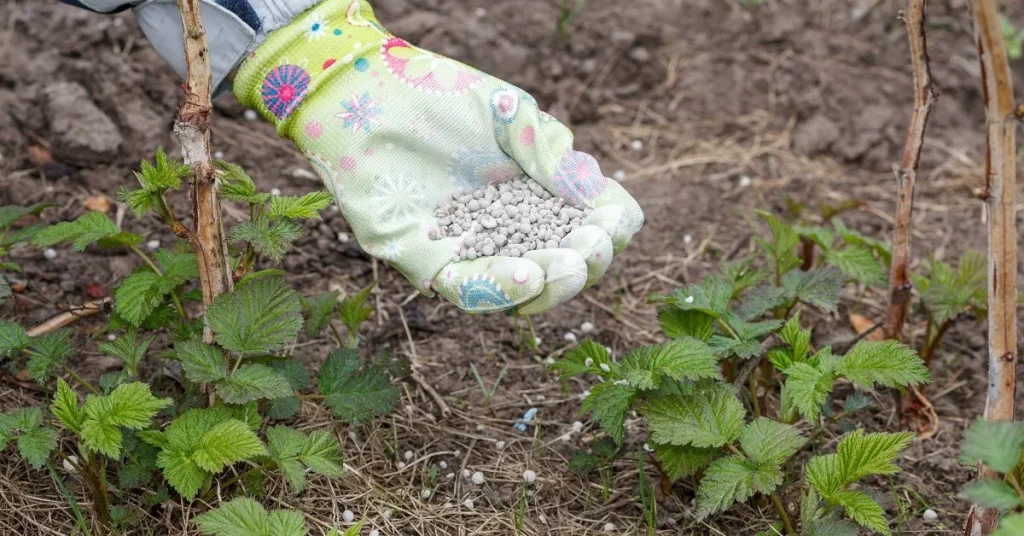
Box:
(342, 510), (355, 523)
(62, 454), (79, 473)
(462, 469), (471, 478)
(476, 424), (485, 432)
(534, 336), (543, 347)
(439, 461), (448, 469)
(404, 450), (414, 461)
(337, 232), (350, 243)
(463, 499), (474, 509)
(446, 472), (454, 479)
(564, 332), (578, 343)
(580, 322), (595, 334)
(270, 187), (282, 196)
(630, 139), (644, 151)
(421, 489), (432, 499)
(584, 358), (594, 367)
(738, 176), (752, 187)
(107, 333), (117, 341)
(923, 509), (938, 523)
(600, 363), (611, 373)
(369, 531), (380, 536)
(213, 151), (225, 159)
(629, 47), (651, 63)
(603, 522), (616, 532)
(146, 239), (160, 251)
(382, 509), (392, 519)
(522, 470), (536, 483)
(495, 441), (506, 450)
(43, 248), (57, 260)
(683, 234), (693, 244)
(475, 7), (486, 16)
(244, 110), (258, 121)
(572, 421), (584, 432)
(612, 170), (626, 182)
(397, 461), (406, 470)
(471, 471), (485, 485)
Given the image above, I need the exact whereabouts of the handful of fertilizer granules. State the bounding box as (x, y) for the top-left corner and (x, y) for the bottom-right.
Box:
(431, 178), (592, 262)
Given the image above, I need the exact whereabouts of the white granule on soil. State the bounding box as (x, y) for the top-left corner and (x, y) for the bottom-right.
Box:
(430, 178), (592, 262)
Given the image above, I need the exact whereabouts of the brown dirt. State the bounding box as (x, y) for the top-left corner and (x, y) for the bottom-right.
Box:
(2, 0), (1024, 534)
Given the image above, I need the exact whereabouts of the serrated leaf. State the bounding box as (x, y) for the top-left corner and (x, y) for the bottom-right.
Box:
(103, 382), (172, 429)
(338, 284), (375, 334)
(118, 187), (161, 218)
(17, 427), (57, 468)
(619, 338), (720, 390)
(207, 277), (302, 354)
(119, 463), (153, 488)
(569, 451), (602, 474)
(322, 368), (399, 424)
(194, 497), (269, 536)
(695, 456), (759, 518)
(231, 217), (304, 262)
(51, 378), (85, 433)
(0, 203), (51, 230)
(642, 386), (744, 448)
(833, 490), (889, 535)
(177, 340), (228, 383)
(26, 328), (74, 382)
(267, 509), (306, 536)
(0, 277), (10, 306)
(962, 419), (1024, 474)
(832, 218), (891, 265)
(836, 430), (913, 483)
(959, 480), (1023, 511)
(215, 161), (262, 203)
(114, 272), (166, 327)
(217, 364), (293, 404)
(795, 225), (836, 249)
(267, 425), (305, 460)
(581, 381), (636, 444)
(135, 148), (189, 191)
(99, 333), (152, 374)
(824, 245), (886, 286)
(657, 307), (715, 341)
(783, 362), (835, 422)
(807, 454), (842, 499)
(300, 290), (340, 337)
(0, 321), (29, 358)
(154, 249), (199, 286)
(836, 340), (930, 389)
(550, 339), (613, 379)
(756, 210), (801, 278)
(782, 267), (844, 313)
(32, 212), (120, 251)
(653, 443), (715, 480)
(270, 359), (310, 390)
(657, 278), (732, 319)
(804, 518), (861, 536)
(267, 396), (300, 420)
(99, 370), (131, 393)
(191, 419), (267, 473)
(300, 430), (343, 477)
(775, 312), (811, 368)
(737, 285), (789, 320)
(739, 417), (806, 467)
(268, 191), (333, 220)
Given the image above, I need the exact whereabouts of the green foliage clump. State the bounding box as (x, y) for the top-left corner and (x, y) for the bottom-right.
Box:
(958, 419), (1024, 535)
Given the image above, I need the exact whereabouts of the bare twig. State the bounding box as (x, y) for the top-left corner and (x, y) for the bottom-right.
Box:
(174, 0), (233, 344)
(732, 333), (782, 390)
(25, 298), (111, 337)
(885, 0), (937, 342)
(964, 0), (1019, 533)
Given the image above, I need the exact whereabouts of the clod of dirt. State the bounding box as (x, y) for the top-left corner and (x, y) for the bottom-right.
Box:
(792, 113), (840, 156)
(44, 81), (122, 165)
(835, 104), (894, 162)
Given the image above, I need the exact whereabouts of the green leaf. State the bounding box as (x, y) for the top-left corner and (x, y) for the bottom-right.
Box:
(832, 218), (891, 265)
(918, 251), (987, 325)
(32, 212), (121, 251)
(656, 278), (732, 319)
(217, 364), (293, 404)
(154, 249), (199, 285)
(756, 210), (801, 277)
(17, 426), (57, 468)
(0, 321), (29, 358)
(836, 340), (930, 389)
(580, 381), (636, 444)
(0, 277), (10, 306)
(267, 510), (306, 536)
(114, 272), (166, 327)
(657, 307), (715, 341)
(994, 514), (1024, 536)
(337, 284), (375, 334)
(270, 359), (311, 390)
(321, 370), (399, 424)
(739, 418), (806, 467)
(98, 333), (152, 374)
(568, 451), (601, 474)
(807, 454), (842, 499)
(300, 290), (340, 337)
(160, 451), (207, 501)
(231, 217), (304, 261)
(267, 396), (300, 420)
(619, 338), (720, 390)
(695, 456), (760, 518)
(207, 277), (302, 354)
(51, 378), (85, 433)
(194, 497), (269, 536)
(781, 267), (845, 313)
(959, 480), (1024, 511)
(215, 161), (263, 203)
(26, 328), (74, 382)
(0, 203), (51, 230)
(834, 490), (889, 535)
(737, 285), (789, 320)
(794, 225), (835, 249)
(836, 430), (913, 484)
(962, 419), (1024, 474)
(300, 430), (344, 477)
(135, 147), (189, 191)
(804, 518), (861, 536)
(550, 339), (613, 379)
(191, 419), (267, 473)
(824, 245), (886, 286)
(119, 463), (153, 488)
(267, 425), (305, 459)
(775, 312), (811, 366)
(177, 340), (228, 383)
(118, 187), (161, 219)
(653, 443), (715, 480)
(783, 362), (835, 422)
(80, 382), (171, 457)
(642, 386), (744, 448)
(267, 191), (334, 220)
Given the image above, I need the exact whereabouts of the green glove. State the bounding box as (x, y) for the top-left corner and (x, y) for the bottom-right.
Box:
(233, 0), (643, 314)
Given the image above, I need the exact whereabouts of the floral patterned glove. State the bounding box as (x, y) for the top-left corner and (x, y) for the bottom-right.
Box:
(232, 0), (643, 314)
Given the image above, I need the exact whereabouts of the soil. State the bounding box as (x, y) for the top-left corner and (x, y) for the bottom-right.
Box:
(2, 0), (1023, 534)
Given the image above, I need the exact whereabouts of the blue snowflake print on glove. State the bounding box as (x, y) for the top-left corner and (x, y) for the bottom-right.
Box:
(336, 92), (382, 133)
(460, 275), (513, 311)
(262, 64), (311, 120)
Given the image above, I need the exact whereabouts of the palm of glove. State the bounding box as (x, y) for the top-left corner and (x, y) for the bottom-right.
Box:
(236, 0), (643, 314)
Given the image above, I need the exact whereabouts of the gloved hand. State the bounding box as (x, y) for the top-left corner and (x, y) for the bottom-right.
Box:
(232, 0), (644, 314)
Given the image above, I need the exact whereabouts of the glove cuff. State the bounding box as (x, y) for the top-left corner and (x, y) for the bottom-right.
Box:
(233, 0), (389, 137)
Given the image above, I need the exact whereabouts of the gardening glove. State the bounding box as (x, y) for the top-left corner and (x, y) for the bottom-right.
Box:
(227, 0), (644, 314)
